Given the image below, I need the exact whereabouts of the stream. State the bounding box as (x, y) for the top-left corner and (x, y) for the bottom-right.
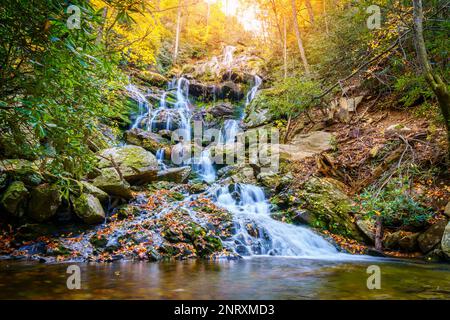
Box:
(1, 258), (449, 299)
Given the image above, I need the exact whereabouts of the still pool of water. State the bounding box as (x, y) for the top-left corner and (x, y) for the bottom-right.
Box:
(0, 257), (449, 300)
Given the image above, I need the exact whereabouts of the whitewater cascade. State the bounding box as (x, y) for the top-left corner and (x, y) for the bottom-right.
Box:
(127, 84), (151, 129)
(127, 70), (340, 258)
(211, 184), (338, 257)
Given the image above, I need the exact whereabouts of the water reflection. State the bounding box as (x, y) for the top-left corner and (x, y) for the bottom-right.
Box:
(0, 258), (449, 300)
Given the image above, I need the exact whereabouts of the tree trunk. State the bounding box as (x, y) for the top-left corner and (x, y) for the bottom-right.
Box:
(375, 216), (383, 251)
(284, 16), (288, 79)
(269, 0), (285, 51)
(290, 0), (310, 74)
(323, 0), (329, 34)
(173, 0), (182, 63)
(305, 0), (315, 25)
(413, 0), (450, 160)
(95, 7), (108, 45)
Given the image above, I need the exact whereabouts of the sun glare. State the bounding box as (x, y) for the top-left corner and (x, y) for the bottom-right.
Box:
(205, 0), (263, 33)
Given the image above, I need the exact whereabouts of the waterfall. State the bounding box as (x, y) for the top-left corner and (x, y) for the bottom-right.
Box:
(245, 75), (262, 107)
(211, 184), (338, 257)
(156, 148), (167, 170)
(194, 149), (216, 184)
(218, 119), (240, 144)
(223, 45), (236, 70)
(125, 69), (345, 260)
(126, 84), (151, 129)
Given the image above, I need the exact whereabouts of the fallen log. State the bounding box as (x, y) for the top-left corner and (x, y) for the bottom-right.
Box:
(351, 145), (405, 194)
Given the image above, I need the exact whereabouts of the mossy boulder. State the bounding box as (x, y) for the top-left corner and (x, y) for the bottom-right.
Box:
(27, 184), (61, 222)
(92, 167), (133, 199)
(296, 177), (363, 240)
(125, 128), (169, 154)
(72, 193), (105, 225)
(441, 221), (450, 259)
(135, 70), (168, 88)
(0, 159), (42, 186)
(243, 88), (275, 128)
(80, 181), (109, 203)
(97, 145), (158, 185)
(417, 219), (448, 253)
(157, 166), (191, 183)
(0, 181), (29, 217)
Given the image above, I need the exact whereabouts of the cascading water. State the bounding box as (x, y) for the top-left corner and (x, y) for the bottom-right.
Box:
(125, 63), (344, 259)
(245, 75), (262, 107)
(219, 119), (240, 144)
(194, 149), (216, 184)
(223, 45), (236, 70)
(156, 148), (167, 170)
(211, 184), (338, 257)
(126, 84), (151, 129)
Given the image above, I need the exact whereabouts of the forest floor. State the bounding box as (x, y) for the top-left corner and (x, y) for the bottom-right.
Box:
(287, 94), (450, 258)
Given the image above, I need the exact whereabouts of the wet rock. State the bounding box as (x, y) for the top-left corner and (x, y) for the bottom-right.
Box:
(125, 128), (169, 154)
(243, 89), (274, 128)
(296, 177), (363, 241)
(1, 181), (29, 217)
(134, 70), (168, 87)
(189, 183), (207, 194)
(87, 124), (117, 152)
(158, 130), (173, 140)
(146, 109), (184, 132)
(211, 143), (244, 165)
(157, 166), (191, 183)
(444, 202), (450, 218)
(72, 193), (105, 225)
(425, 247), (447, 262)
(218, 81), (244, 101)
(0, 159), (43, 186)
(417, 219), (448, 253)
(92, 168), (133, 199)
(97, 145), (158, 185)
(441, 221), (450, 259)
(188, 81), (216, 100)
(207, 102), (235, 118)
(15, 223), (54, 242)
(398, 232), (420, 252)
(383, 231), (403, 250)
(257, 171), (281, 190)
(292, 210), (315, 225)
(27, 184), (61, 222)
(228, 165), (257, 184)
(356, 219), (375, 243)
(81, 181), (109, 203)
(90, 234), (108, 248)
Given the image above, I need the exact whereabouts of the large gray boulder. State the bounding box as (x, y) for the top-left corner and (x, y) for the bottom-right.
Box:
(441, 221), (450, 259)
(97, 146), (158, 185)
(72, 193), (105, 225)
(279, 131), (334, 162)
(243, 89), (273, 128)
(0, 181), (29, 217)
(207, 103), (235, 118)
(92, 168), (133, 199)
(27, 184), (61, 222)
(80, 181), (109, 203)
(296, 177), (363, 241)
(157, 166), (191, 183)
(125, 128), (169, 154)
(0, 159), (42, 186)
(417, 219), (448, 253)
